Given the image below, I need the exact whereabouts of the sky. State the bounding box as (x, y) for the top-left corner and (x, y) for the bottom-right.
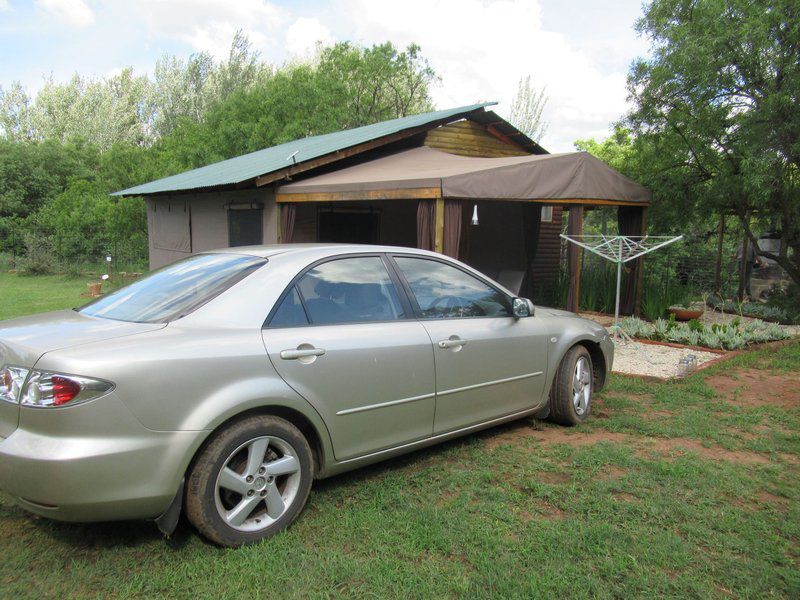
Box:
(0, 0), (651, 152)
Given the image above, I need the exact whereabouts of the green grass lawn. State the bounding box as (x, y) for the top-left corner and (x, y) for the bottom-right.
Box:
(0, 272), (139, 321)
(0, 275), (798, 598)
(0, 272), (91, 320)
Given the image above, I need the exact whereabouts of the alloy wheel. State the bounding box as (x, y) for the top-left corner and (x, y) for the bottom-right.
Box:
(572, 356), (592, 416)
(213, 436), (302, 532)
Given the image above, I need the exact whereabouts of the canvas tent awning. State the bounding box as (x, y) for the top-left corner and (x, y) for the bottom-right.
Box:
(276, 146), (651, 205)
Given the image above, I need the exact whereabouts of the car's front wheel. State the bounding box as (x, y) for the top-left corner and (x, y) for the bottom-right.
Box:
(548, 345), (593, 426)
(186, 415), (313, 547)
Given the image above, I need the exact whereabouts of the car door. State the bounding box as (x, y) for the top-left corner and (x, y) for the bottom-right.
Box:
(261, 255), (435, 461)
(390, 255), (550, 434)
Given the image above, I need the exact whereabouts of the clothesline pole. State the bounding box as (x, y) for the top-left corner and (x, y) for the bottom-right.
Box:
(559, 234), (683, 329)
(614, 238), (623, 327)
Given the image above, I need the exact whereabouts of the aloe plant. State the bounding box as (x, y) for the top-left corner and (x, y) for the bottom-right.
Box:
(615, 312), (790, 350)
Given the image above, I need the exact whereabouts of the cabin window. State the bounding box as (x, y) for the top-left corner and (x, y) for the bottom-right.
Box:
(151, 200), (191, 252)
(541, 206), (553, 222)
(228, 208), (263, 247)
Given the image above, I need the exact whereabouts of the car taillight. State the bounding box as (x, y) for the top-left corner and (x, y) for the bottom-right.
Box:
(19, 371), (114, 408)
(52, 375), (83, 406)
(0, 366), (29, 404)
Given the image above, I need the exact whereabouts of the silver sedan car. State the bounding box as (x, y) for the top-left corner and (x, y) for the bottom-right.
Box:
(0, 244), (612, 546)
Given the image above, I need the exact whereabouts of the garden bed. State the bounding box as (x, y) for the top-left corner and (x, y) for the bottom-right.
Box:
(616, 315), (792, 350)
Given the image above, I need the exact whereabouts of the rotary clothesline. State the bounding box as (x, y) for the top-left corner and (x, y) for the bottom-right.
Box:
(560, 234), (684, 328)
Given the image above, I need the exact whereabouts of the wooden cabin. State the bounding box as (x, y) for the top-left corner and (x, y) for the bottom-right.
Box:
(116, 103), (649, 313)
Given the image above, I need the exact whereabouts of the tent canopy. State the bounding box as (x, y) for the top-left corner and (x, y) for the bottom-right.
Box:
(277, 146), (651, 205)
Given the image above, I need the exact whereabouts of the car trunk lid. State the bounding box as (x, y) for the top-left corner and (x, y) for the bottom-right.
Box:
(0, 310), (165, 437)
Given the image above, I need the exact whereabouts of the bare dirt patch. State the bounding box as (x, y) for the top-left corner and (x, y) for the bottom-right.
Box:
(435, 490), (459, 507)
(728, 490), (789, 513)
(757, 491), (789, 511)
(640, 437), (770, 465)
(537, 472), (571, 484)
(705, 368), (800, 409)
(484, 421), (773, 465)
(484, 420), (629, 450)
(601, 466), (628, 480)
(535, 501), (567, 520)
(612, 491), (638, 503)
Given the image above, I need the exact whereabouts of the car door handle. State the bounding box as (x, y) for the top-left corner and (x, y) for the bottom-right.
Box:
(438, 338), (467, 349)
(280, 347), (326, 360)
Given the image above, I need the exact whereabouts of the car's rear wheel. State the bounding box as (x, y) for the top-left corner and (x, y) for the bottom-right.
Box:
(548, 345), (593, 426)
(186, 415), (313, 547)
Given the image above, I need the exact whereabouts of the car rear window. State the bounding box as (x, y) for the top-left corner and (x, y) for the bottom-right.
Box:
(79, 253), (266, 323)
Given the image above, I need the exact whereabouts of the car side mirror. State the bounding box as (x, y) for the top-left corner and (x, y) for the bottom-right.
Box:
(512, 297), (534, 318)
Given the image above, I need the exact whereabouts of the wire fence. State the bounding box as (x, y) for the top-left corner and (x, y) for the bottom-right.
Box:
(0, 235), (148, 275)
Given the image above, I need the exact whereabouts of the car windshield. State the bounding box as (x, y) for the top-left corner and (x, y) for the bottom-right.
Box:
(79, 253), (266, 323)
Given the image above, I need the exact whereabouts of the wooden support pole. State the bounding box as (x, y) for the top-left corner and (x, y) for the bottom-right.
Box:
(714, 213), (725, 293)
(566, 205), (584, 313)
(434, 197), (445, 254)
(276, 202), (282, 243)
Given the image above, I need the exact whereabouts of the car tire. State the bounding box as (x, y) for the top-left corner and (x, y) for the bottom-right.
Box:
(185, 415), (313, 547)
(548, 345), (593, 426)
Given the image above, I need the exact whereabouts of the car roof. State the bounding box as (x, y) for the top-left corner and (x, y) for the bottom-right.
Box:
(207, 243), (442, 260)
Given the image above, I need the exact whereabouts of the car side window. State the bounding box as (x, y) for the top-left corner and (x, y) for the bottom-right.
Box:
(393, 257), (512, 319)
(289, 257), (405, 326)
(269, 286), (309, 327)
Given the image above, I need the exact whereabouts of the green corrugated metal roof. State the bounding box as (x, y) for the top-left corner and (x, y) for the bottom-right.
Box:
(113, 103), (496, 196)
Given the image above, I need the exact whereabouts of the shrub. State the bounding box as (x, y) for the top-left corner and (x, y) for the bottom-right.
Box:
(17, 232), (58, 275)
(764, 283), (800, 324)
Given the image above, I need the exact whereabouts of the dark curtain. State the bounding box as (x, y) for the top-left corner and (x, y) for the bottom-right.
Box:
(280, 203), (296, 243)
(521, 204), (542, 299)
(459, 201), (472, 261)
(416, 200), (435, 250)
(566, 206), (584, 312)
(618, 205), (645, 315)
(442, 199), (463, 258)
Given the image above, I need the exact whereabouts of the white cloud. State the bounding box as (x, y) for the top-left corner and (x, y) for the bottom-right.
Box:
(0, 0), (10, 12)
(337, 0), (635, 151)
(124, 0), (289, 59)
(5, 0), (645, 150)
(286, 17), (334, 58)
(37, 0), (95, 28)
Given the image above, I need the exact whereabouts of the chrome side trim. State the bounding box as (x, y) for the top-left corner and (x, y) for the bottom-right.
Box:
(336, 405), (540, 465)
(336, 392), (436, 416)
(437, 371), (543, 397)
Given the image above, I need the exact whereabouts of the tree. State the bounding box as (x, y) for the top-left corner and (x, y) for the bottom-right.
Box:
(315, 42), (437, 128)
(0, 36), (439, 268)
(150, 30), (271, 139)
(26, 69), (153, 150)
(157, 41), (438, 166)
(627, 0), (800, 284)
(0, 82), (35, 141)
(509, 75), (548, 141)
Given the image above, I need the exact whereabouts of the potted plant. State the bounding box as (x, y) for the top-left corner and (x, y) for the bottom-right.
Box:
(667, 300), (704, 321)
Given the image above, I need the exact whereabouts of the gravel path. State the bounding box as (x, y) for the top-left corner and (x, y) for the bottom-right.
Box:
(610, 339), (721, 379)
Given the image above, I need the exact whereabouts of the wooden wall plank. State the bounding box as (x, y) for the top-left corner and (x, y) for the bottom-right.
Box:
(277, 187), (442, 203)
(424, 120), (529, 157)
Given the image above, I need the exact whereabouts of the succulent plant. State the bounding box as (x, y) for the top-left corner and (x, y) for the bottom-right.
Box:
(615, 311), (790, 350)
